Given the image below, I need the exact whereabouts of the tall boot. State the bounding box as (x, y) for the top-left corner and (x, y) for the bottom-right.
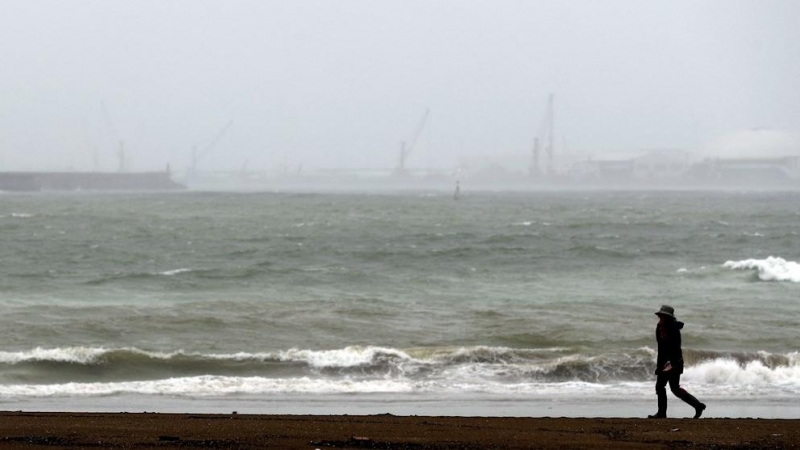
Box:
(648, 388), (667, 418)
(677, 390), (706, 418)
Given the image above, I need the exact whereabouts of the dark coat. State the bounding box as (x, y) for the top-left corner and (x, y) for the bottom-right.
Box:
(655, 319), (685, 375)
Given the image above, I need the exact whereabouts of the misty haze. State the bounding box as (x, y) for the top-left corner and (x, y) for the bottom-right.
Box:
(1, 1), (799, 443)
(1, 1), (799, 192)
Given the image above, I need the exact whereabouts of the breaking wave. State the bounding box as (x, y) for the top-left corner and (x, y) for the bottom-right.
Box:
(723, 256), (800, 282)
(0, 346), (797, 399)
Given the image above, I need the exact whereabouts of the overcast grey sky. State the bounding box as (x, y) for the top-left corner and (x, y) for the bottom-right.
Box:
(1, 1), (798, 172)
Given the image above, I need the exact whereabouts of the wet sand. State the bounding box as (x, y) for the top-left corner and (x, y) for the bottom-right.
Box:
(0, 412), (797, 449)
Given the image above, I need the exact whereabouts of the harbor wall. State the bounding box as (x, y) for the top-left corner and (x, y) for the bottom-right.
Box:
(0, 172), (185, 192)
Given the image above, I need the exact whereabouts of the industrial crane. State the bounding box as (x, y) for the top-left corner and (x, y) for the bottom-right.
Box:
(395, 108), (430, 175)
(531, 94), (554, 177)
(190, 120), (234, 173)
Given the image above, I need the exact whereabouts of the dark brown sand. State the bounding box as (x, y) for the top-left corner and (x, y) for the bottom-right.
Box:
(0, 412), (797, 449)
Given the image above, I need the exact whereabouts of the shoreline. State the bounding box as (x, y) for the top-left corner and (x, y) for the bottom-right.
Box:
(0, 412), (797, 449)
(3, 395), (799, 419)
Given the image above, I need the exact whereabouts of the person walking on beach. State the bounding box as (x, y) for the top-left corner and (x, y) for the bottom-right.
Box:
(648, 305), (707, 419)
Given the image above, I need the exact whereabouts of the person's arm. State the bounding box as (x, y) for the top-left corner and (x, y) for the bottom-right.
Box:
(668, 325), (683, 367)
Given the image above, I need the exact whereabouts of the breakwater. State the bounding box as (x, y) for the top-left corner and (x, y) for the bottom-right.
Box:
(0, 171), (184, 191)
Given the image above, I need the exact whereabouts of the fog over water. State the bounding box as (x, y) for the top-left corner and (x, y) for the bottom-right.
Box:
(1, 1), (799, 180)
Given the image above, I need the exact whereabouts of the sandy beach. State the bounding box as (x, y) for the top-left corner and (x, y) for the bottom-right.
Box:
(0, 412), (797, 449)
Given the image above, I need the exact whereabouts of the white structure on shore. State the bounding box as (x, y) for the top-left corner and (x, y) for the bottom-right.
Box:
(692, 129), (800, 183)
(566, 149), (689, 183)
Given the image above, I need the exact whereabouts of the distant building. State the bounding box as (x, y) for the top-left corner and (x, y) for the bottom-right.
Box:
(567, 149), (688, 183)
(689, 156), (800, 183)
(692, 129), (800, 184)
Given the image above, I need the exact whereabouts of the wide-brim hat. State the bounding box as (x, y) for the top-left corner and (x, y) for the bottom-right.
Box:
(655, 305), (675, 318)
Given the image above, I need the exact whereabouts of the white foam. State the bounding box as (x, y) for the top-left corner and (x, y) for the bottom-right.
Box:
(0, 375), (638, 398)
(2, 347), (798, 401)
(0, 353), (798, 400)
(2, 358), (796, 399)
(723, 256), (800, 282)
(160, 268), (192, 276)
(0, 347), (108, 364)
(0, 376), (418, 398)
(681, 354), (800, 396)
(0, 346), (415, 367)
(276, 346), (413, 368)
(0, 347), (180, 364)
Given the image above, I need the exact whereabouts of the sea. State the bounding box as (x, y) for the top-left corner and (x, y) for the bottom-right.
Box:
(1, 190), (798, 418)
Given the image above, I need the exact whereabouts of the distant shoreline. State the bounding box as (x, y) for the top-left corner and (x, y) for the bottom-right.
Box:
(0, 412), (796, 449)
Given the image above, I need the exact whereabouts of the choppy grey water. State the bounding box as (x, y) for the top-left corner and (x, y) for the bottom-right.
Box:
(1, 191), (798, 414)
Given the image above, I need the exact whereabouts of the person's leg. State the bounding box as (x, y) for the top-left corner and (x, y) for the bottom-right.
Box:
(648, 373), (668, 418)
(668, 373), (706, 418)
